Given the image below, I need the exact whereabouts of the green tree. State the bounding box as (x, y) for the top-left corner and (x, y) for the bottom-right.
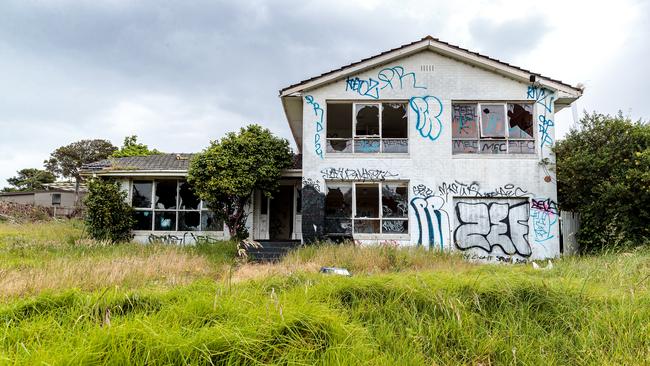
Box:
(111, 135), (162, 158)
(188, 125), (293, 239)
(4, 168), (56, 192)
(84, 179), (134, 243)
(554, 111), (650, 252)
(44, 139), (117, 206)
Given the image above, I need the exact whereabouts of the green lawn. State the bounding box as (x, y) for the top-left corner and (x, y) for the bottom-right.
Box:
(0, 220), (648, 365)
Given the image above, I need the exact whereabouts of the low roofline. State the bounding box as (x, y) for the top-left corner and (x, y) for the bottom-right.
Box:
(82, 169), (303, 179)
(279, 35), (583, 98)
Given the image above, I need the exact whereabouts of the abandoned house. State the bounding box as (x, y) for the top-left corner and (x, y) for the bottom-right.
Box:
(82, 36), (583, 262)
(0, 182), (86, 216)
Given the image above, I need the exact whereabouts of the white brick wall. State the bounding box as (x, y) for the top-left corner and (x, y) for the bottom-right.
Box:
(300, 50), (559, 261)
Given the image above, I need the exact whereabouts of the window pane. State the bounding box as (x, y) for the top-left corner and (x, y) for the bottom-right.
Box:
(382, 184), (408, 218)
(452, 140), (479, 154)
(326, 139), (352, 153)
(382, 103), (407, 138)
(354, 139), (380, 153)
(178, 211), (201, 231)
(132, 181), (153, 208)
(51, 194), (61, 205)
(508, 103), (534, 138)
(325, 218), (353, 235)
(201, 211), (224, 231)
(452, 104), (478, 138)
(355, 183), (379, 218)
(480, 104), (505, 137)
(179, 182), (200, 210)
(326, 103), (352, 138)
(355, 104), (379, 136)
(382, 220), (408, 234)
(354, 219), (380, 233)
(154, 211), (176, 231)
(382, 139), (408, 153)
(508, 140), (535, 154)
(480, 141), (507, 154)
(133, 210), (153, 230)
(155, 181), (177, 209)
(325, 184), (352, 218)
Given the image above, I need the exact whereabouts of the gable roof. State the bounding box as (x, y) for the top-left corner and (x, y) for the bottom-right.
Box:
(280, 35), (583, 97)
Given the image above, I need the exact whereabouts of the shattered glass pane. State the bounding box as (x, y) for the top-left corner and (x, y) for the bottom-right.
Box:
(155, 180), (177, 209)
(325, 218), (353, 235)
(507, 103), (534, 138)
(201, 211), (224, 231)
(178, 211), (200, 231)
(382, 103), (407, 138)
(480, 104), (506, 137)
(382, 219), (408, 234)
(326, 139), (352, 153)
(452, 104), (478, 138)
(382, 184), (408, 218)
(132, 181), (153, 208)
(325, 184), (352, 218)
(355, 184), (379, 218)
(179, 182), (200, 210)
(354, 219), (380, 233)
(355, 104), (380, 136)
(154, 211), (176, 231)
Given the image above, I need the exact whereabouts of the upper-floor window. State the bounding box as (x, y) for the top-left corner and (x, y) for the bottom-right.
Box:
(452, 102), (535, 155)
(326, 102), (408, 154)
(131, 180), (223, 232)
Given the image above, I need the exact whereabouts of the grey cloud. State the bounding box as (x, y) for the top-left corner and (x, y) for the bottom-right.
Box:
(468, 15), (551, 61)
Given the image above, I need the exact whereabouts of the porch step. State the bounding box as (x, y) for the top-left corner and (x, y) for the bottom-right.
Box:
(245, 240), (302, 262)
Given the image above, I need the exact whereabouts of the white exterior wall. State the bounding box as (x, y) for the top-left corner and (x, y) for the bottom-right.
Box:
(300, 50), (559, 262)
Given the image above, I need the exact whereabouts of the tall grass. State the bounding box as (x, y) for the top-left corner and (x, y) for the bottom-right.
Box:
(0, 221), (648, 364)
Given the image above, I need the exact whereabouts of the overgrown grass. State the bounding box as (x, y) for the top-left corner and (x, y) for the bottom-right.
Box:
(0, 221), (648, 364)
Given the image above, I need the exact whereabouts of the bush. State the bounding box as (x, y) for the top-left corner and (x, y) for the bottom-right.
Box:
(84, 179), (134, 243)
(554, 112), (650, 252)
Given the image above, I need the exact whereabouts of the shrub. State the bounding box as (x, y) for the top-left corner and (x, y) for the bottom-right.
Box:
(554, 112), (650, 251)
(84, 179), (134, 243)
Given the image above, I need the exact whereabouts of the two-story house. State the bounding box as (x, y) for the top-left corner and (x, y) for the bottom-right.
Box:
(280, 36), (582, 262)
(83, 36), (582, 262)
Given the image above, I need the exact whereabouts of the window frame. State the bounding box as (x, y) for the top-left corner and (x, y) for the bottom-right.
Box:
(324, 180), (409, 237)
(325, 100), (410, 155)
(451, 101), (536, 155)
(130, 179), (224, 233)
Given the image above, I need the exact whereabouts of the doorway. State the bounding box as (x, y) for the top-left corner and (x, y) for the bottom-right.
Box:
(269, 185), (294, 240)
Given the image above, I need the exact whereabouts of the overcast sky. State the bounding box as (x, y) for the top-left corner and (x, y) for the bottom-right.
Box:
(1, 0), (649, 186)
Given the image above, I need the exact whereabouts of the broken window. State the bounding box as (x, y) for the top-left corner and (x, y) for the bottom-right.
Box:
(324, 181), (408, 236)
(326, 103), (353, 153)
(452, 102), (535, 155)
(324, 183), (353, 235)
(131, 180), (223, 233)
(326, 102), (408, 154)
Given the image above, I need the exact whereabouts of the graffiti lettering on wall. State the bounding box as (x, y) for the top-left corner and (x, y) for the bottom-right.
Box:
(321, 167), (398, 181)
(148, 233), (219, 245)
(410, 184), (450, 250)
(355, 139), (380, 153)
(454, 200), (532, 257)
(302, 178), (321, 192)
(305, 95), (324, 159)
(530, 198), (558, 242)
(437, 181), (530, 200)
(463, 253), (528, 264)
(345, 65), (426, 99)
(526, 86), (555, 152)
(409, 96), (443, 141)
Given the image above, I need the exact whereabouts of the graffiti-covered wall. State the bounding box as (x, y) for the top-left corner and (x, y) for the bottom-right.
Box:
(300, 50), (560, 261)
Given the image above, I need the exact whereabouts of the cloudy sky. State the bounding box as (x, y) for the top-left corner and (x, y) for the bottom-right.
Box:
(1, 0), (648, 186)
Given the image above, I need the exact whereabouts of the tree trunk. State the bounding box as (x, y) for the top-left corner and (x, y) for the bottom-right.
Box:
(74, 177), (80, 207)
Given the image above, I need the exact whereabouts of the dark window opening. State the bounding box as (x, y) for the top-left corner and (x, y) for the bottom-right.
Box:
(381, 103), (408, 138)
(355, 104), (380, 136)
(51, 193), (61, 206)
(133, 210), (153, 230)
(179, 182), (200, 210)
(154, 211), (176, 231)
(132, 181), (153, 208)
(155, 181), (177, 209)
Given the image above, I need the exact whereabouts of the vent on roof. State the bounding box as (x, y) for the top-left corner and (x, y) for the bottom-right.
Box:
(420, 64), (435, 72)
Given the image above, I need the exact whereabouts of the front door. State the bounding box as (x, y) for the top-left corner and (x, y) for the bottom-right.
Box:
(269, 185), (294, 240)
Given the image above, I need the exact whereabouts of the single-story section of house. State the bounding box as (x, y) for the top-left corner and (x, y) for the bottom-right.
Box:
(0, 182), (86, 216)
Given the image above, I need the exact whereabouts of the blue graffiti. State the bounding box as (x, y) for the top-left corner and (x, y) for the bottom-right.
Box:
(410, 195), (448, 250)
(355, 139), (380, 153)
(530, 198), (558, 242)
(345, 65), (425, 99)
(305, 95), (324, 159)
(409, 96), (443, 141)
(527, 86), (555, 151)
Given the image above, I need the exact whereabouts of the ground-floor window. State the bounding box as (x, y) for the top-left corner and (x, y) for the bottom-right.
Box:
(131, 179), (223, 232)
(324, 181), (408, 236)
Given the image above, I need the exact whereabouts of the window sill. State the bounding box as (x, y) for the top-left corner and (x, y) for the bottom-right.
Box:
(452, 154), (539, 159)
(324, 153), (410, 158)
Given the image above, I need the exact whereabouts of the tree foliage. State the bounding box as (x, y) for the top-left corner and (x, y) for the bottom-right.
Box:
(4, 168), (55, 192)
(111, 135), (162, 158)
(84, 179), (134, 243)
(555, 112), (650, 251)
(44, 139), (116, 205)
(188, 125), (293, 240)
